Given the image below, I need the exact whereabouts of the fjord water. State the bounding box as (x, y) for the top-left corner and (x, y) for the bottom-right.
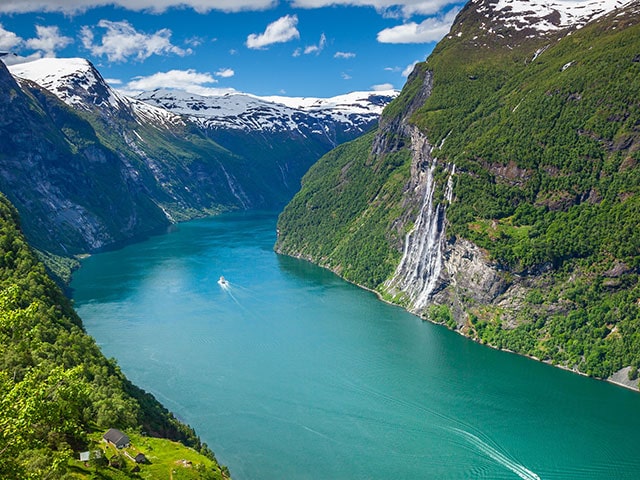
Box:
(71, 212), (640, 480)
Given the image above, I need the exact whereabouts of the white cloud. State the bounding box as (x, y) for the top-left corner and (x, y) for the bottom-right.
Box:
(292, 0), (458, 17)
(0, 52), (42, 66)
(25, 25), (72, 57)
(334, 51), (355, 59)
(104, 77), (123, 85)
(0, 0), (278, 14)
(81, 19), (191, 62)
(215, 67), (234, 78)
(121, 68), (239, 96)
(185, 36), (206, 47)
(292, 47), (301, 57)
(341, 72), (352, 80)
(304, 32), (326, 55)
(126, 69), (216, 91)
(371, 82), (394, 91)
(0, 24), (23, 51)
(402, 60), (419, 76)
(246, 14), (300, 49)
(0, 0), (459, 17)
(377, 7), (458, 43)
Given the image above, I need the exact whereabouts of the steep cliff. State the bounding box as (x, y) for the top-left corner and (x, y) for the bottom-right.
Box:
(277, 0), (640, 384)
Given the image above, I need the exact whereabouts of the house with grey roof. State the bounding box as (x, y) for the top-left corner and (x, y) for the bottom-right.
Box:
(102, 428), (130, 449)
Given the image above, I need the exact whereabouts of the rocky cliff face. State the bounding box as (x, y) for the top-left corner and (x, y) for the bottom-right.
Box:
(277, 0), (640, 383)
(0, 60), (170, 255)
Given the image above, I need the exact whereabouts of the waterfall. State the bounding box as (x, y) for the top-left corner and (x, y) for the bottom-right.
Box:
(387, 128), (455, 312)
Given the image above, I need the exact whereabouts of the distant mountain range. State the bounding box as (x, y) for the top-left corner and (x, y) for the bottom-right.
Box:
(0, 56), (397, 263)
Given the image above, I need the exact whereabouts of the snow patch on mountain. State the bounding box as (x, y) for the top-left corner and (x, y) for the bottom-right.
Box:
(135, 89), (399, 134)
(7, 57), (397, 136)
(9, 57), (122, 109)
(473, 0), (632, 34)
(8, 57), (184, 128)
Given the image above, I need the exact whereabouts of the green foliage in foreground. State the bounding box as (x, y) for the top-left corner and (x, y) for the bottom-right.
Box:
(0, 193), (226, 479)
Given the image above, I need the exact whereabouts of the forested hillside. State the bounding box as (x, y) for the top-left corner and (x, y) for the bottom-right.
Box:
(0, 193), (227, 478)
(277, 0), (640, 383)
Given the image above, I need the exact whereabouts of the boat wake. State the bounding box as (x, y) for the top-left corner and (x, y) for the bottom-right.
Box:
(449, 427), (540, 480)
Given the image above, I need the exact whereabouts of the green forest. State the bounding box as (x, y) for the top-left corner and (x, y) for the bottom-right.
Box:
(277, 4), (640, 381)
(0, 193), (227, 479)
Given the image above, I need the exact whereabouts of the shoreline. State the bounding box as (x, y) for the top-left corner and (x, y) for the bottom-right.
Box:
(285, 252), (640, 395)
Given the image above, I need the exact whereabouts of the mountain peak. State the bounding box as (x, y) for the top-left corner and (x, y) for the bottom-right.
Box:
(8, 57), (125, 112)
(451, 0), (633, 43)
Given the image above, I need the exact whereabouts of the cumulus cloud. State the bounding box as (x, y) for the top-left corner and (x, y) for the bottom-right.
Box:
(371, 82), (394, 91)
(303, 32), (326, 55)
(0, 0), (278, 14)
(334, 51), (355, 59)
(121, 68), (238, 96)
(127, 69), (216, 90)
(0, 52), (43, 66)
(0, 24), (23, 51)
(215, 67), (234, 78)
(0, 0), (459, 17)
(377, 7), (458, 43)
(80, 19), (191, 62)
(246, 14), (299, 49)
(25, 25), (72, 57)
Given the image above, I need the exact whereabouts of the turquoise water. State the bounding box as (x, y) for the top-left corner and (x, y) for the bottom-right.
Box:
(71, 212), (640, 479)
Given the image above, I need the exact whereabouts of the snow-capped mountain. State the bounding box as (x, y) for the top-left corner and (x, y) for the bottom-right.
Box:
(8, 57), (184, 128)
(135, 89), (398, 138)
(475, 0), (631, 33)
(8, 56), (397, 147)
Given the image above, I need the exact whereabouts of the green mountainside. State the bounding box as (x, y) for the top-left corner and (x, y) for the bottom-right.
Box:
(0, 192), (228, 479)
(277, 1), (640, 383)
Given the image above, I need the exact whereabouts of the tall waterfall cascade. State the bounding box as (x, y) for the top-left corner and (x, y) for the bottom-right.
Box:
(386, 127), (455, 312)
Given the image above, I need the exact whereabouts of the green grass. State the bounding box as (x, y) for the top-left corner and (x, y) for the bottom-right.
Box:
(68, 432), (228, 480)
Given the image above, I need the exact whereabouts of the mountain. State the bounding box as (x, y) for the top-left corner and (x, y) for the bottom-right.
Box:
(276, 0), (640, 385)
(137, 88), (398, 205)
(1, 57), (395, 271)
(135, 89), (396, 139)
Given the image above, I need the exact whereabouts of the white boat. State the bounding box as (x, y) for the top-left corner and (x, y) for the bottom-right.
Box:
(218, 276), (228, 286)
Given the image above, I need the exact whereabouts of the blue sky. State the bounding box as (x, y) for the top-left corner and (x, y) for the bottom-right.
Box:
(0, 0), (464, 97)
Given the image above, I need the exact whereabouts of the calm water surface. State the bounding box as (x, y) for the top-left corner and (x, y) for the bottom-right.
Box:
(71, 212), (640, 479)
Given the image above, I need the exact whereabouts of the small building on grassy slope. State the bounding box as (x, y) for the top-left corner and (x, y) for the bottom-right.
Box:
(102, 428), (130, 449)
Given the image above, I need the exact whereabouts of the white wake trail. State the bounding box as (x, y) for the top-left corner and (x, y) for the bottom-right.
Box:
(450, 428), (541, 480)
